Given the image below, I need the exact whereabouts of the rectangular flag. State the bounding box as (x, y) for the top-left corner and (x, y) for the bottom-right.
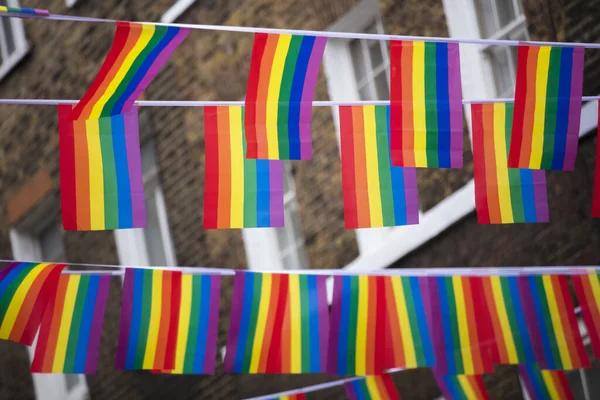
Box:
(244, 33), (327, 160)
(0, 6), (49, 15)
(471, 103), (549, 224)
(0, 262), (66, 345)
(31, 275), (111, 374)
(59, 105), (146, 231)
(571, 273), (600, 358)
(116, 268), (182, 371)
(593, 104), (600, 218)
(224, 272), (329, 374)
(204, 106), (284, 229)
(267, 395), (306, 400)
(339, 105), (419, 228)
(432, 371), (491, 400)
(345, 375), (403, 400)
(508, 45), (584, 170)
(519, 364), (575, 400)
(390, 40), (464, 169)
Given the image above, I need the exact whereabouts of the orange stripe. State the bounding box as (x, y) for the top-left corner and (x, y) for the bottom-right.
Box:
(352, 106), (370, 227)
(281, 286), (291, 373)
(42, 276), (69, 372)
(469, 376), (485, 398)
(73, 119), (91, 230)
(482, 104), (501, 223)
(365, 277), (377, 374)
(552, 276), (580, 366)
(384, 278), (405, 367)
(462, 278), (483, 373)
(519, 46), (539, 166)
(481, 278), (507, 363)
(375, 375), (390, 400)
(153, 271), (171, 369)
(401, 41), (415, 165)
(258, 273), (280, 372)
(217, 107), (232, 228)
(255, 34), (279, 159)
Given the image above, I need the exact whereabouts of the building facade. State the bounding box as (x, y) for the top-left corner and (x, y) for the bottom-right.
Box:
(0, 0), (599, 399)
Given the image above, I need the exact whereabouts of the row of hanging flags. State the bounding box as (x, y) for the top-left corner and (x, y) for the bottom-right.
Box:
(39, 18), (598, 231)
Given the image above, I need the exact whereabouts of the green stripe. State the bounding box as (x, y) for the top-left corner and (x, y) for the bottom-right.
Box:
(424, 42), (439, 168)
(375, 106), (395, 225)
(135, 270), (153, 369)
(99, 117), (119, 229)
(243, 273), (262, 371)
(184, 275), (202, 373)
(64, 275), (89, 372)
(540, 47), (561, 169)
(0, 264), (34, 320)
(242, 110), (257, 227)
(402, 277), (425, 364)
(500, 277), (526, 362)
(445, 277), (463, 373)
(533, 276), (562, 368)
(299, 274), (311, 372)
(347, 277), (358, 374)
(277, 36), (303, 159)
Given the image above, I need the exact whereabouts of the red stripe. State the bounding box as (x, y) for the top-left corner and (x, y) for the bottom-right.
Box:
(255, 34), (279, 158)
(593, 105), (600, 217)
(508, 45), (530, 168)
(244, 33), (268, 158)
(30, 276), (63, 372)
(470, 277), (495, 371)
(390, 41), (404, 166)
(556, 275), (590, 368)
(471, 104), (490, 224)
(164, 271), (181, 370)
(339, 106), (359, 228)
(366, 276), (377, 374)
(203, 106), (219, 229)
(573, 276), (600, 357)
(519, 46), (539, 167)
(556, 371), (575, 400)
(461, 277), (483, 373)
(480, 277), (503, 363)
(259, 273), (280, 372)
(381, 374), (402, 400)
(374, 277), (387, 374)
(58, 106), (77, 230)
(267, 274), (289, 373)
(384, 277), (405, 368)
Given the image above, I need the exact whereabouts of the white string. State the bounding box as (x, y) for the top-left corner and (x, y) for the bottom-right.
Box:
(5, 12), (600, 49)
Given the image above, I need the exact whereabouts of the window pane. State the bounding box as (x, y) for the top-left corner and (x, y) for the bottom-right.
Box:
(374, 71), (389, 100)
(358, 84), (373, 101)
(475, 0), (498, 37)
(276, 224), (291, 252)
(495, 0), (518, 28)
(489, 47), (514, 97)
(369, 41), (384, 69)
(350, 39), (367, 83)
(40, 222), (66, 262)
(143, 190), (168, 266)
(141, 141), (158, 180)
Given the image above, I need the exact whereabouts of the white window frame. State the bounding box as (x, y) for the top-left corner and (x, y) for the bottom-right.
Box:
(0, 0), (29, 80)
(161, 0), (196, 23)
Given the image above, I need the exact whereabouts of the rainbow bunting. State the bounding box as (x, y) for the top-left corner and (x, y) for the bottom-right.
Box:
(59, 105), (146, 231)
(30, 275), (111, 374)
(471, 103), (549, 224)
(70, 22), (189, 120)
(224, 272), (329, 374)
(432, 372), (491, 400)
(267, 394), (306, 400)
(519, 364), (575, 400)
(0, 262), (66, 345)
(389, 40), (463, 169)
(517, 275), (589, 370)
(0, 6), (49, 15)
(339, 105), (419, 228)
(116, 268), (182, 371)
(571, 273), (600, 358)
(345, 375), (403, 400)
(204, 106), (284, 229)
(593, 103), (600, 218)
(244, 33), (327, 160)
(508, 45), (584, 171)
(426, 277), (494, 375)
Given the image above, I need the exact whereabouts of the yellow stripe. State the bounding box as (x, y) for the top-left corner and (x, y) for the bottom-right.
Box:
(490, 277), (519, 363)
(542, 276), (572, 369)
(541, 370), (561, 400)
(363, 106), (384, 227)
(493, 103), (514, 223)
(265, 34), (292, 159)
(52, 276), (80, 372)
(365, 376), (382, 399)
(412, 41), (427, 167)
(391, 277), (417, 367)
(453, 277), (474, 374)
(90, 24), (156, 119)
(0, 7), (7, 12)
(529, 46), (551, 169)
(0, 263), (48, 337)
(355, 276), (369, 375)
(249, 273), (272, 372)
(289, 274), (302, 373)
(229, 106), (245, 227)
(86, 119), (105, 230)
(457, 376), (478, 400)
(143, 270), (163, 369)
(172, 274), (193, 373)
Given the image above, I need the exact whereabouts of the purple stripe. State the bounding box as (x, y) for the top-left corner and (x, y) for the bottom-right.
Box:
(85, 276), (111, 373)
(34, 9), (49, 15)
(532, 171), (549, 223)
(121, 29), (191, 113)
(517, 276), (547, 367)
(223, 271), (246, 372)
(115, 269), (134, 369)
(518, 365), (537, 399)
(563, 47), (585, 171)
(298, 36), (327, 160)
(423, 277), (447, 374)
(269, 161), (285, 227)
(203, 275), (221, 374)
(123, 107), (147, 228)
(316, 275), (329, 371)
(432, 371), (453, 400)
(344, 382), (359, 400)
(0, 262), (19, 283)
(403, 168), (420, 225)
(447, 43), (464, 168)
(327, 276), (343, 374)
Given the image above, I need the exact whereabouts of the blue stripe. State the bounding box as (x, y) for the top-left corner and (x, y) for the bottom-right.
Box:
(551, 47), (573, 170)
(443, 376), (463, 400)
(519, 169), (537, 222)
(410, 277), (435, 366)
(527, 365), (550, 399)
(234, 273), (254, 372)
(435, 42), (451, 168)
(193, 275), (211, 373)
(354, 380), (370, 400)
(528, 276), (556, 369)
(438, 277), (457, 374)
(111, 114), (133, 228)
(338, 276), (351, 375)
(387, 107), (408, 225)
(307, 275), (321, 371)
(0, 262), (29, 300)
(73, 275), (100, 373)
(507, 277), (537, 364)
(255, 160), (271, 227)
(287, 36), (315, 160)
(125, 269), (144, 370)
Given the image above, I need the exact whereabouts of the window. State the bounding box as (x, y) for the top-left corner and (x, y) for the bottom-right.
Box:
(0, 0), (29, 80)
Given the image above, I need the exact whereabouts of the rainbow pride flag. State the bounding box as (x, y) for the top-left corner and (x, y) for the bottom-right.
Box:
(224, 272), (329, 374)
(571, 273), (600, 358)
(0, 6), (49, 15)
(71, 22), (189, 120)
(339, 105), (419, 228)
(0, 262), (65, 345)
(244, 33), (327, 160)
(204, 106), (284, 229)
(59, 105), (146, 231)
(267, 394), (306, 400)
(116, 268), (182, 371)
(31, 275), (111, 374)
(433, 371), (491, 400)
(508, 45), (584, 171)
(518, 275), (589, 370)
(471, 103), (549, 224)
(519, 364), (575, 400)
(390, 40), (463, 169)
(593, 105), (600, 218)
(481, 276), (537, 365)
(345, 375), (403, 400)
(426, 277), (494, 375)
